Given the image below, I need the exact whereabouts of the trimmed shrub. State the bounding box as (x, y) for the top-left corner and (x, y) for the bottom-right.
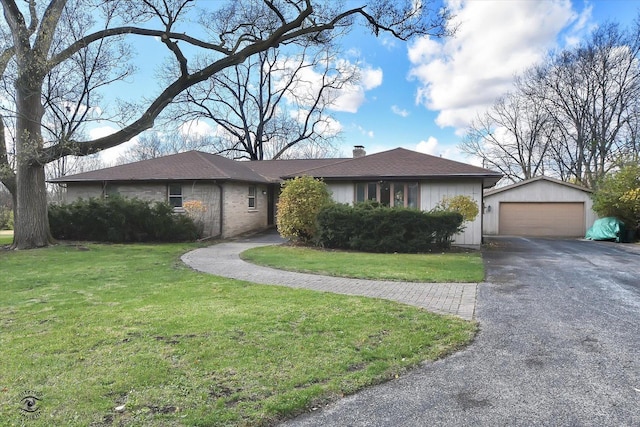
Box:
(48, 196), (199, 243)
(316, 202), (462, 253)
(315, 203), (359, 248)
(277, 176), (332, 243)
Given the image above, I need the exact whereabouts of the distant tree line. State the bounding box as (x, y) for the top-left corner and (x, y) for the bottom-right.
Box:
(460, 19), (640, 189)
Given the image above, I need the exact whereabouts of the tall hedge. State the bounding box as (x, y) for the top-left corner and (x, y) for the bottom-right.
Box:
(48, 196), (199, 243)
(316, 202), (463, 253)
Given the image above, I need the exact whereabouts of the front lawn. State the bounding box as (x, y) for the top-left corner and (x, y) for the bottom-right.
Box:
(241, 246), (484, 282)
(0, 242), (476, 426)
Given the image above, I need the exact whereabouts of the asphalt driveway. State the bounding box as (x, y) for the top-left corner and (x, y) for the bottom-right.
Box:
(282, 237), (640, 426)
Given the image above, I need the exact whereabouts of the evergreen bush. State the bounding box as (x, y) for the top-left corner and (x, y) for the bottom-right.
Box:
(316, 202), (462, 253)
(49, 196), (199, 242)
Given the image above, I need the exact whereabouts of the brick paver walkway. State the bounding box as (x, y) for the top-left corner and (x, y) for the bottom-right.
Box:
(181, 233), (477, 320)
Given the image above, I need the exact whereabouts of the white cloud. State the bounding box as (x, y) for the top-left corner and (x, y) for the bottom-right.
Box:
(331, 62), (383, 113)
(273, 56), (382, 114)
(391, 105), (410, 117)
(89, 125), (117, 139)
(414, 137), (481, 165)
(412, 136), (482, 165)
(416, 136), (438, 155)
(407, 36), (441, 63)
(291, 108), (343, 137)
(179, 119), (214, 137)
(317, 116), (343, 137)
(380, 36), (398, 50)
(408, 0), (582, 132)
(362, 66), (383, 90)
(443, 146), (482, 166)
(90, 125), (137, 165)
(355, 125), (375, 138)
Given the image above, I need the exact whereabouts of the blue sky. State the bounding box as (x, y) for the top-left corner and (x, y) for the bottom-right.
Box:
(95, 0), (640, 165)
(327, 0), (640, 163)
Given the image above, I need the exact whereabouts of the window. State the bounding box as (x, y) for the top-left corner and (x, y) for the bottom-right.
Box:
(355, 181), (419, 207)
(168, 183), (183, 208)
(367, 183), (377, 201)
(356, 182), (365, 202)
(104, 184), (119, 198)
(394, 184), (404, 206)
(248, 185), (256, 209)
(406, 183), (418, 208)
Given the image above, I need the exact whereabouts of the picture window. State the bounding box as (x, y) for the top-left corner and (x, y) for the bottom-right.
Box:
(355, 181), (418, 208)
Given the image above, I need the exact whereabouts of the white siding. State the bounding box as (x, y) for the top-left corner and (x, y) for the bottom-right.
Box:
(483, 179), (597, 235)
(420, 180), (483, 246)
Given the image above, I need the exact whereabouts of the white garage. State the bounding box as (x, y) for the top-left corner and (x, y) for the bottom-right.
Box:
(483, 176), (598, 237)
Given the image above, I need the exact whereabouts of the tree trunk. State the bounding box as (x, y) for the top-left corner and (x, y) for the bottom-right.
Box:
(12, 76), (53, 249)
(13, 163), (51, 249)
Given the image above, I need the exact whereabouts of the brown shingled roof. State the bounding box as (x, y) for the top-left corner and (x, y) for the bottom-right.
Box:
(49, 151), (269, 183)
(282, 148), (502, 186)
(244, 158), (348, 182)
(49, 148), (502, 187)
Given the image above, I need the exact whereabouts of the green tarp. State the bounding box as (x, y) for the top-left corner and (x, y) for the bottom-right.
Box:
(585, 217), (625, 242)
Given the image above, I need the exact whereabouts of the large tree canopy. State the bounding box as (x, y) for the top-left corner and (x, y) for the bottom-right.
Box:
(172, 43), (351, 161)
(461, 20), (640, 188)
(0, 0), (453, 249)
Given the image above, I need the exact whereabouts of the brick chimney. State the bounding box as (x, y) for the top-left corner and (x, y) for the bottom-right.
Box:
(352, 145), (366, 158)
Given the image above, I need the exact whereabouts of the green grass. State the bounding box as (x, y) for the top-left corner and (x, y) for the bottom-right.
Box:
(0, 230), (12, 245)
(0, 242), (476, 426)
(241, 245), (484, 282)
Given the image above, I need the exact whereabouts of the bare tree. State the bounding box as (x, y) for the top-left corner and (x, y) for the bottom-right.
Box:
(461, 19), (640, 188)
(173, 41), (354, 160)
(47, 153), (104, 203)
(460, 87), (552, 184)
(0, 0), (453, 249)
(275, 136), (342, 159)
(527, 21), (640, 187)
(115, 131), (219, 163)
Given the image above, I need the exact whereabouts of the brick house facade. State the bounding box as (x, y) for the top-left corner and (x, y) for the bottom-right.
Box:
(51, 148), (502, 245)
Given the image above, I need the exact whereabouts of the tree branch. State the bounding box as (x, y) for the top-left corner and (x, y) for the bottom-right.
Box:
(1, 0), (30, 50)
(0, 116), (16, 194)
(33, 0), (68, 62)
(49, 27), (231, 72)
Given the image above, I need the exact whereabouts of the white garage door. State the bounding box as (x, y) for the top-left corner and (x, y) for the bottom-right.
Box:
(499, 202), (585, 237)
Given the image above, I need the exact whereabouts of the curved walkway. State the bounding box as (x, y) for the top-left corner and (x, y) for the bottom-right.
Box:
(181, 231), (478, 320)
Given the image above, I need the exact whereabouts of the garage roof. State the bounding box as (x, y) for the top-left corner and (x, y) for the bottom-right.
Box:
(484, 175), (592, 196)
